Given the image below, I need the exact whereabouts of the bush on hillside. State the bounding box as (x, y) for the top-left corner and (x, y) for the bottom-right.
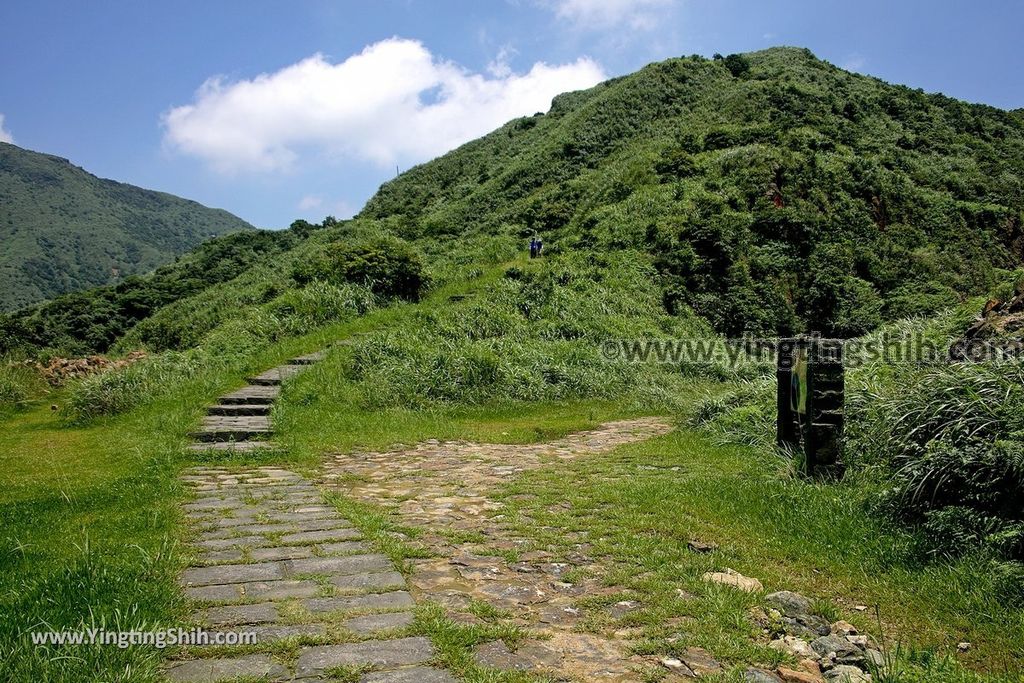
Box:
(293, 237), (427, 301)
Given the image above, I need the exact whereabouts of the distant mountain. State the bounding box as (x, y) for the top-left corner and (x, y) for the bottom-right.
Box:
(0, 142), (253, 311)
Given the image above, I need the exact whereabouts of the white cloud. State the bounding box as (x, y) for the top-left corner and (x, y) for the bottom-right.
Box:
(548, 0), (676, 31)
(841, 54), (867, 73)
(163, 38), (605, 174)
(297, 194), (323, 211)
(0, 114), (13, 143)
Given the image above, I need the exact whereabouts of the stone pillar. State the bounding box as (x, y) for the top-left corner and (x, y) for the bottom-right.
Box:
(776, 336), (845, 477)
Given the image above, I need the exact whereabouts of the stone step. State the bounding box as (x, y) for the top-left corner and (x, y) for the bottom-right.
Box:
(206, 403), (271, 416)
(190, 427), (272, 443)
(201, 415), (271, 429)
(247, 365), (304, 386)
(186, 441), (274, 453)
(288, 351), (326, 365)
(219, 385), (280, 404)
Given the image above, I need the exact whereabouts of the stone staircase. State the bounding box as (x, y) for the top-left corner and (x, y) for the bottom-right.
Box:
(188, 352), (326, 452)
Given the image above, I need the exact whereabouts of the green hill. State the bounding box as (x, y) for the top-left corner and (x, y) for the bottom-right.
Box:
(364, 47), (1024, 336)
(0, 142), (254, 311)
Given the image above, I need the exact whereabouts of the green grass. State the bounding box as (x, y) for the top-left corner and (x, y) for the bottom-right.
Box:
(2, 256), (1022, 682)
(488, 427), (1024, 679)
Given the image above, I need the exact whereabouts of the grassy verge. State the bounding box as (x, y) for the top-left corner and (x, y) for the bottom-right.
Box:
(487, 427), (1024, 680)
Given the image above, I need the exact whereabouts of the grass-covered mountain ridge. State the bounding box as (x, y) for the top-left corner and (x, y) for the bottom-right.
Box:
(366, 46), (1024, 336)
(0, 142), (253, 312)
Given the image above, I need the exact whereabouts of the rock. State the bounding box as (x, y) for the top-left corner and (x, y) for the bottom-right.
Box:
(702, 568), (763, 593)
(661, 657), (695, 676)
(863, 649), (885, 669)
(769, 636), (816, 660)
(680, 646), (722, 676)
(799, 659), (823, 675)
(607, 600), (640, 618)
(831, 620), (858, 636)
(744, 668), (783, 682)
(811, 635), (864, 666)
(845, 635), (869, 649)
(688, 539), (719, 553)
(823, 665), (871, 682)
(766, 591), (813, 617)
(783, 614), (832, 638)
(957, 641), (971, 653)
(473, 639), (562, 671)
(777, 666), (825, 683)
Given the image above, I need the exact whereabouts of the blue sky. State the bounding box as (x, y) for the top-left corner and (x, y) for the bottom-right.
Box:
(1, 0), (1022, 228)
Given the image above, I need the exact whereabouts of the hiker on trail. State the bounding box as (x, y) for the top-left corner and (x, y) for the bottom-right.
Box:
(536, 238), (543, 257)
(529, 237), (537, 258)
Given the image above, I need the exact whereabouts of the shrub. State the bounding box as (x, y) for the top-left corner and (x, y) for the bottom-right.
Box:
(293, 237), (427, 300)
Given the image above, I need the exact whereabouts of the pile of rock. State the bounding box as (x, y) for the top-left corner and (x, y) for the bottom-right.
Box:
(745, 591), (882, 683)
(22, 350), (146, 385)
(950, 289), (1024, 360)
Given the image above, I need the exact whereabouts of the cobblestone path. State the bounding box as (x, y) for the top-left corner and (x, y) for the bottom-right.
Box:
(165, 466), (455, 683)
(320, 418), (674, 682)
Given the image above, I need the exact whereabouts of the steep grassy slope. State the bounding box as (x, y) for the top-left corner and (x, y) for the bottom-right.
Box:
(363, 47), (1024, 336)
(0, 142), (253, 311)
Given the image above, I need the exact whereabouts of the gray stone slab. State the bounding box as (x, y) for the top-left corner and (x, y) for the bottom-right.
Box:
(287, 555), (390, 576)
(187, 441), (274, 453)
(186, 584), (241, 603)
(291, 518), (354, 532)
(280, 528), (362, 544)
(193, 536), (271, 551)
(303, 591), (415, 614)
(163, 654), (287, 682)
(264, 511), (340, 523)
(343, 611), (415, 635)
(295, 637), (434, 675)
(201, 415), (272, 429)
(202, 514), (263, 529)
(361, 667), (457, 683)
(249, 545), (315, 562)
(229, 523), (298, 535)
(243, 579), (321, 601)
(196, 602), (278, 626)
(196, 549), (245, 563)
(320, 540), (371, 555)
(183, 499), (244, 512)
(330, 571), (406, 592)
(209, 623), (329, 644)
(181, 562), (283, 587)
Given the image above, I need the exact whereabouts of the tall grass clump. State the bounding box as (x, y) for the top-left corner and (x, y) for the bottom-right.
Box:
(61, 351), (206, 424)
(0, 361), (45, 411)
(847, 359), (1024, 566)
